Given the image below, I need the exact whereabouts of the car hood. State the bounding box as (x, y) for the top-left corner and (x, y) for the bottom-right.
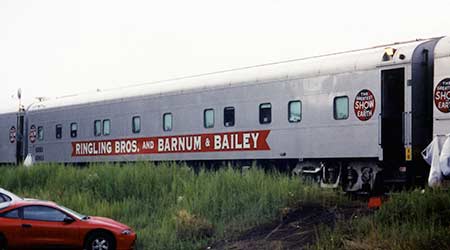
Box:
(86, 216), (131, 230)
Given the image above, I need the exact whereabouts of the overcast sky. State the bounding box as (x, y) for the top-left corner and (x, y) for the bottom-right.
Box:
(1, 0), (450, 110)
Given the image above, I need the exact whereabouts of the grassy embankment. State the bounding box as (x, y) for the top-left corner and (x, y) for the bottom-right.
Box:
(313, 188), (450, 250)
(0, 162), (342, 250)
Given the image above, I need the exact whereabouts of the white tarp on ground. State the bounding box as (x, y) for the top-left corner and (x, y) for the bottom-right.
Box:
(422, 134), (450, 187)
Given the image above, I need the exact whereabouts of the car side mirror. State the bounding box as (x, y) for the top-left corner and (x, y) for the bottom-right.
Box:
(63, 216), (75, 224)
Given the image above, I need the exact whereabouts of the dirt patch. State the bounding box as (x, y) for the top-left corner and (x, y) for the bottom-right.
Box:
(210, 203), (371, 250)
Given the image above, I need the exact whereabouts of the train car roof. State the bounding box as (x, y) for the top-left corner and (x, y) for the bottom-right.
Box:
(434, 36), (450, 59)
(0, 104), (20, 115)
(28, 38), (437, 112)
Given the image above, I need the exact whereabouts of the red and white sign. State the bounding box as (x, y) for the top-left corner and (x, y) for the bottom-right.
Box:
(9, 126), (16, 143)
(72, 130), (271, 157)
(435, 78), (450, 113)
(29, 125), (37, 143)
(354, 89), (376, 121)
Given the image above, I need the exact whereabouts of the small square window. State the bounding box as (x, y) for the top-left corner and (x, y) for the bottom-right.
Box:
(70, 123), (78, 138)
(132, 116), (141, 134)
(55, 124), (62, 139)
(37, 126), (44, 141)
(334, 96), (349, 120)
(94, 120), (101, 136)
(204, 109), (214, 128)
(259, 103), (272, 124)
(288, 100), (302, 123)
(224, 107), (235, 127)
(163, 113), (172, 132)
(103, 119), (111, 136)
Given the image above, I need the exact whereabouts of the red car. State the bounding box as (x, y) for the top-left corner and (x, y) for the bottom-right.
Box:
(0, 198), (136, 250)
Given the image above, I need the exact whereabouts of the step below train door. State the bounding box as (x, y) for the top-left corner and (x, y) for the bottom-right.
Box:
(381, 68), (406, 182)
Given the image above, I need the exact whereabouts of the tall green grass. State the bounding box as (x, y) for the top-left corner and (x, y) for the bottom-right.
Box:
(313, 189), (450, 250)
(0, 162), (341, 250)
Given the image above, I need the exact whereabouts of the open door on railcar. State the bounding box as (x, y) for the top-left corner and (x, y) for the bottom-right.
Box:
(381, 68), (406, 182)
(15, 111), (24, 164)
(409, 39), (440, 186)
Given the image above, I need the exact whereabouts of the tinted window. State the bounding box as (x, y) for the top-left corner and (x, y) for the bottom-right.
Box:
(55, 124), (62, 139)
(132, 116), (141, 134)
(37, 126), (44, 141)
(94, 120), (101, 136)
(70, 123), (78, 138)
(224, 107), (235, 127)
(259, 103), (272, 124)
(0, 209), (19, 219)
(0, 194), (11, 202)
(288, 100), (302, 123)
(103, 119), (111, 136)
(23, 206), (66, 222)
(334, 96), (349, 120)
(204, 109), (214, 128)
(163, 113), (172, 132)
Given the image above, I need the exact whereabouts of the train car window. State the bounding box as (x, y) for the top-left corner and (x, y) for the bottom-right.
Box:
(224, 107), (235, 127)
(70, 123), (78, 138)
(334, 96), (349, 120)
(94, 120), (101, 136)
(37, 126), (44, 141)
(163, 113), (172, 131)
(204, 109), (214, 128)
(103, 119), (111, 136)
(259, 103), (272, 124)
(288, 100), (302, 123)
(55, 124), (62, 139)
(132, 116), (141, 134)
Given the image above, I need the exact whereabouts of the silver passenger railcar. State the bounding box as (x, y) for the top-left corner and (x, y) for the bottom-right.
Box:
(2, 36), (450, 192)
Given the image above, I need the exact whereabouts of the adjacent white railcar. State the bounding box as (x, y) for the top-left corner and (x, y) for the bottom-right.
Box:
(2, 36), (450, 191)
(434, 38), (450, 136)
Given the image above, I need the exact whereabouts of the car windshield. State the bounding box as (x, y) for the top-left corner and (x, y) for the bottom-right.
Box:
(58, 205), (86, 220)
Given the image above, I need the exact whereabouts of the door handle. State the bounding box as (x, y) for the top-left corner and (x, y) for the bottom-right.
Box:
(22, 224), (32, 228)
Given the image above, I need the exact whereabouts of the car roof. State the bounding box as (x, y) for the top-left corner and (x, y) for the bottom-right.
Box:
(0, 199), (58, 211)
(15, 199), (57, 206)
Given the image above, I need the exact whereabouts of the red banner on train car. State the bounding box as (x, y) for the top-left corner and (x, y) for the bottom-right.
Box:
(71, 130), (271, 157)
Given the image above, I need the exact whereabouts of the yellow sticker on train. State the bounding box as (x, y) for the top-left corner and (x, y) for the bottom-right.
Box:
(406, 147), (412, 161)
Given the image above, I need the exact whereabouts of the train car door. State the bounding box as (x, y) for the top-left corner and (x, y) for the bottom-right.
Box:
(15, 111), (24, 164)
(381, 68), (405, 179)
(410, 39), (441, 186)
